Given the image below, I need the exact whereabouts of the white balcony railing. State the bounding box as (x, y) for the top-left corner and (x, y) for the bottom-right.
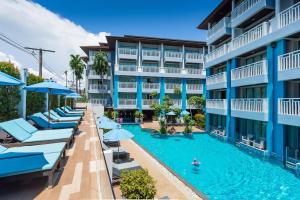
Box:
(172, 99), (182, 107)
(143, 83), (160, 90)
(278, 50), (300, 72)
(187, 84), (203, 92)
(142, 99), (159, 105)
(118, 82), (137, 89)
(186, 68), (203, 75)
(278, 98), (300, 116)
(90, 99), (109, 106)
(142, 66), (160, 73)
(142, 49), (160, 58)
(165, 67), (182, 74)
(208, 17), (231, 38)
(119, 99), (137, 106)
(206, 72), (227, 86)
(231, 23), (268, 50)
(232, 0), (261, 19)
(205, 43), (229, 63)
(165, 83), (181, 90)
(118, 48), (137, 56)
(279, 2), (300, 28)
(89, 70), (110, 77)
(118, 64), (137, 72)
(185, 53), (203, 62)
(231, 60), (267, 80)
(231, 98), (268, 113)
(164, 51), (183, 59)
(89, 84), (108, 91)
(206, 99), (227, 110)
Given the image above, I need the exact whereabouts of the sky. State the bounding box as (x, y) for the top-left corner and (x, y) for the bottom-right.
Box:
(0, 0), (221, 85)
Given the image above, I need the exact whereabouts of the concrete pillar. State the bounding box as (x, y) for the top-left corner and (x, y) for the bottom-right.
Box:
(44, 93), (49, 112)
(137, 76), (142, 111)
(181, 78), (187, 111)
(115, 40), (118, 67)
(275, 0), (280, 17)
(113, 75), (119, 109)
(226, 60), (231, 141)
(18, 68), (28, 118)
(182, 45), (185, 69)
(159, 77), (165, 104)
(138, 42), (142, 70)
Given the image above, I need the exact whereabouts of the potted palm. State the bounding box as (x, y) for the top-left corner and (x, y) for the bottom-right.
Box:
(173, 108), (181, 124)
(134, 110), (144, 123)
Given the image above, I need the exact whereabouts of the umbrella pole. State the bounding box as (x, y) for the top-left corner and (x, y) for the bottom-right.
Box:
(48, 92), (50, 128)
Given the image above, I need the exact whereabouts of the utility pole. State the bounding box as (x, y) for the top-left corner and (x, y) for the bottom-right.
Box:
(64, 70), (68, 87)
(24, 47), (55, 77)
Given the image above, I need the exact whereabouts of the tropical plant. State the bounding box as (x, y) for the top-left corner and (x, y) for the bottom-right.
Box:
(161, 95), (173, 113)
(174, 86), (181, 95)
(120, 169), (156, 199)
(150, 103), (162, 120)
(134, 110), (144, 119)
(187, 95), (206, 114)
(69, 54), (85, 92)
(150, 91), (158, 98)
(183, 115), (195, 133)
(173, 108), (181, 120)
(194, 113), (205, 128)
(0, 62), (20, 121)
(159, 119), (167, 134)
(112, 110), (119, 120)
(93, 51), (109, 83)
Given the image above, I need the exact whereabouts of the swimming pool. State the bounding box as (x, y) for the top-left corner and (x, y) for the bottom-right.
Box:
(123, 124), (300, 200)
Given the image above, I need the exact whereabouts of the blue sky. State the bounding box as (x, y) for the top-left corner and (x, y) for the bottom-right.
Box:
(34, 0), (221, 41)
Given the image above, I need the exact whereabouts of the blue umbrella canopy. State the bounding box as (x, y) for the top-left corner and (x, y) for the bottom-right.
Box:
(66, 92), (82, 99)
(24, 80), (71, 94)
(180, 110), (190, 116)
(166, 111), (176, 116)
(0, 71), (23, 86)
(103, 125), (134, 142)
(98, 116), (119, 129)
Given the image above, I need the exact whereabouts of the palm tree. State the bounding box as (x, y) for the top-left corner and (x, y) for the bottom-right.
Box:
(187, 95), (205, 115)
(93, 51), (109, 104)
(69, 54), (85, 92)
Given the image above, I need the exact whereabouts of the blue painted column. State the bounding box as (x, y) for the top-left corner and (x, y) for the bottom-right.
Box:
(181, 78), (187, 111)
(137, 76), (142, 111)
(113, 75), (119, 109)
(266, 44), (274, 156)
(226, 60), (231, 141)
(230, 58), (237, 141)
(274, 40), (286, 160)
(205, 68), (211, 133)
(159, 77), (165, 104)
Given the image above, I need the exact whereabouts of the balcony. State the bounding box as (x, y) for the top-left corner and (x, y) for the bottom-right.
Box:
(185, 68), (204, 76)
(206, 99), (227, 115)
(165, 83), (181, 93)
(164, 51), (183, 62)
(231, 22), (269, 51)
(231, 98), (268, 121)
(88, 70), (111, 79)
(165, 67), (182, 74)
(278, 98), (300, 127)
(231, 60), (268, 87)
(117, 64), (137, 72)
(118, 82), (137, 92)
(186, 84), (203, 94)
(89, 99), (111, 107)
(278, 50), (300, 81)
(142, 99), (159, 109)
(118, 48), (138, 60)
(207, 17), (232, 45)
(142, 49), (160, 61)
(171, 99), (182, 108)
(142, 66), (160, 73)
(231, 0), (274, 28)
(88, 84), (109, 93)
(185, 52), (203, 63)
(118, 99), (137, 109)
(142, 83), (160, 93)
(279, 2), (300, 28)
(205, 43), (229, 63)
(206, 72), (227, 90)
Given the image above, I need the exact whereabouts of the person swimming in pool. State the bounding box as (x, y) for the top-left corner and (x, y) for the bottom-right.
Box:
(191, 157), (200, 166)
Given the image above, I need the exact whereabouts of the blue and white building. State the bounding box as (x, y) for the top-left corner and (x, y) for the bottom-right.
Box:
(198, 0), (300, 167)
(81, 35), (206, 121)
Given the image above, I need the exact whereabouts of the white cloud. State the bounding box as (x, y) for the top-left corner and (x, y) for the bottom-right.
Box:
(0, 0), (108, 86)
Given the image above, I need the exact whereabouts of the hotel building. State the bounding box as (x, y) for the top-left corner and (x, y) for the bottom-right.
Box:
(81, 35), (206, 121)
(198, 0), (300, 167)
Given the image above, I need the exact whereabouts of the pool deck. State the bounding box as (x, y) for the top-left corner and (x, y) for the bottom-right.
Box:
(114, 139), (205, 200)
(141, 121), (205, 133)
(0, 106), (114, 200)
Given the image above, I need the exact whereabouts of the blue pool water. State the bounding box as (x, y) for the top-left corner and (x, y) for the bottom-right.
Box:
(123, 125), (300, 200)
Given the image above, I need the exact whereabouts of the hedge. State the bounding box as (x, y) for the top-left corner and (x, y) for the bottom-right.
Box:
(26, 73), (45, 115)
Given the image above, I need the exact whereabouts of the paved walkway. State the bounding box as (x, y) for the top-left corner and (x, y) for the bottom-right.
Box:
(114, 139), (204, 200)
(0, 106), (114, 200)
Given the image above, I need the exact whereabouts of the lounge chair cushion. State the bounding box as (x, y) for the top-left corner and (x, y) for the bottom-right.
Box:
(14, 118), (38, 133)
(30, 113), (78, 129)
(0, 120), (31, 142)
(0, 145), (7, 153)
(55, 108), (82, 117)
(25, 130), (73, 143)
(44, 111), (80, 121)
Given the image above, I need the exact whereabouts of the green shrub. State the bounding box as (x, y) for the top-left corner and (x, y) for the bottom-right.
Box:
(194, 114), (205, 128)
(26, 73), (45, 115)
(134, 110), (144, 119)
(183, 115), (194, 133)
(0, 62), (21, 122)
(112, 110), (119, 120)
(159, 119), (167, 134)
(120, 169), (156, 199)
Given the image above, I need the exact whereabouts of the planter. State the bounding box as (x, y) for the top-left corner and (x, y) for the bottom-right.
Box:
(135, 118), (143, 123)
